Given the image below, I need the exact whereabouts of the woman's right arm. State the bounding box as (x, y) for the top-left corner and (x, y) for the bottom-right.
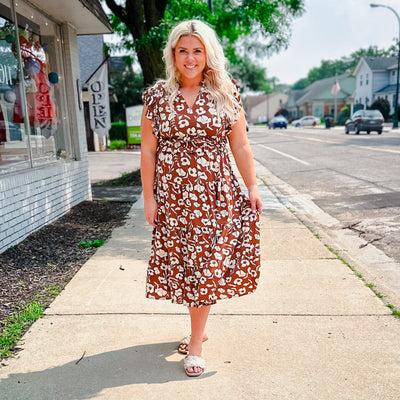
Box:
(141, 105), (158, 227)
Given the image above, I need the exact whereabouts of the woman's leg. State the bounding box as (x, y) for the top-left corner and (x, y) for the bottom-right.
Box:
(187, 305), (211, 374)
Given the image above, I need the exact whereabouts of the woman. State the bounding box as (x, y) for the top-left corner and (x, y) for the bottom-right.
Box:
(141, 19), (262, 377)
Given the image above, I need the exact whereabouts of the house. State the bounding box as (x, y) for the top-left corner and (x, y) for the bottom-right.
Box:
(0, 0), (112, 253)
(286, 73), (355, 119)
(243, 92), (289, 124)
(353, 56), (398, 114)
(285, 89), (307, 119)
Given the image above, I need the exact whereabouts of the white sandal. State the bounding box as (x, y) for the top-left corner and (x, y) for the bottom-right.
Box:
(184, 355), (206, 377)
(178, 335), (208, 354)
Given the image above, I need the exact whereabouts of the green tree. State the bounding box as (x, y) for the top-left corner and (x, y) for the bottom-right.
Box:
(109, 61), (144, 122)
(292, 77), (310, 90)
(229, 57), (272, 92)
(104, 0), (168, 86)
(292, 42), (398, 89)
(103, 0), (305, 86)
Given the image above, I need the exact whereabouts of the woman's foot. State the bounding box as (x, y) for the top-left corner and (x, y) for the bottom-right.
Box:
(184, 355), (205, 377)
(185, 338), (204, 376)
(178, 334), (208, 354)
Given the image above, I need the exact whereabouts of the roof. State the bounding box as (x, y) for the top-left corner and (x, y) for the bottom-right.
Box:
(363, 56), (398, 71)
(387, 63), (399, 71)
(79, 0), (112, 32)
(78, 35), (104, 83)
(286, 89), (307, 108)
(375, 84), (397, 94)
(243, 93), (283, 112)
(295, 73), (355, 105)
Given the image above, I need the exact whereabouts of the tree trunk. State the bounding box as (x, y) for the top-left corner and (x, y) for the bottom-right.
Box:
(104, 0), (167, 86)
(137, 46), (165, 86)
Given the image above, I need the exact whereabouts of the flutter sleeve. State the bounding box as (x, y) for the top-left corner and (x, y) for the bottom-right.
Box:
(142, 82), (162, 137)
(142, 85), (157, 121)
(227, 79), (243, 130)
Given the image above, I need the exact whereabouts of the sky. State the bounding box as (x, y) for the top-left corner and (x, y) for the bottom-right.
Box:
(103, 0), (400, 85)
(266, 0), (400, 85)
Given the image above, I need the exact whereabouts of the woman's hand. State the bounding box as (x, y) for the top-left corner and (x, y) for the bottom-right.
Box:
(144, 197), (158, 227)
(248, 185), (262, 214)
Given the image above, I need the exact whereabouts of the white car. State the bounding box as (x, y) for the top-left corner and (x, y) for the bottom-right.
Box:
(292, 116), (321, 127)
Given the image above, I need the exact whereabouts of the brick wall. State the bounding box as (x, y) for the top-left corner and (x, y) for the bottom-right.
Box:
(0, 23), (91, 253)
(0, 161), (90, 252)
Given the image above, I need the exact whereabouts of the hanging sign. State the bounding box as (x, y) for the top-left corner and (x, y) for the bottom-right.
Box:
(87, 62), (111, 137)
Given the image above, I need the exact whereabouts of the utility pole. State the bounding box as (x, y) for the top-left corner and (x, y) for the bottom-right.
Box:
(370, 3), (400, 128)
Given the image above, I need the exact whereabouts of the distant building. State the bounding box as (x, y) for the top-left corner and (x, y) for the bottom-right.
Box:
(285, 89), (307, 119)
(286, 73), (355, 119)
(243, 92), (289, 124)
(353, 56), (398, 114)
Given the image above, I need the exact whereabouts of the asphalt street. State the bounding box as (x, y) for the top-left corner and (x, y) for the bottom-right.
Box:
(248, 124), (400, 303)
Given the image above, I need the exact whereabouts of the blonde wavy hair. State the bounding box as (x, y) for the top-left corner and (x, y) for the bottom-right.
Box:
(163, 19), (241, 123)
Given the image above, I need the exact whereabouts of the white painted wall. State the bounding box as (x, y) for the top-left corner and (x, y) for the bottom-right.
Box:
(355, 62), (373, 108)
(248, 93), (288, 123)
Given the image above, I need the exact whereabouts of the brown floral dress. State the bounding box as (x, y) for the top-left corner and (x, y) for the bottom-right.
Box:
(142, 81), (260, 308)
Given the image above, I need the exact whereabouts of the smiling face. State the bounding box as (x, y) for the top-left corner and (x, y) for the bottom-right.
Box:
(174, 35), (206, 85)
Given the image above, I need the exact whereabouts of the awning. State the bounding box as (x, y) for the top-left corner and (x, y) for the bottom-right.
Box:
(27, 0), (113, 34)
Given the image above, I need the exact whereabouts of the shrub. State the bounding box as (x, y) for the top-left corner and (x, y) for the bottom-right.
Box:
(108, 140), (126, 150)
(353, 103), (364, 113)
(370, 98), (390, 120)
(336, 106), (350, 126)
(274, 108), (289, 119)
(109, 121), (127, 141)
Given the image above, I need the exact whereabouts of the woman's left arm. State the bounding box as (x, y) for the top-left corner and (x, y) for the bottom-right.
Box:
(228, 109), (262, 214)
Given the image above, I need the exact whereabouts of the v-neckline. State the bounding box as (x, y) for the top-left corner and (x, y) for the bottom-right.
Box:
(178, 84), (203, 110)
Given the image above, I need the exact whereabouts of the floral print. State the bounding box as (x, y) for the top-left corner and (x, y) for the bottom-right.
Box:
(143, 81), (261, 307)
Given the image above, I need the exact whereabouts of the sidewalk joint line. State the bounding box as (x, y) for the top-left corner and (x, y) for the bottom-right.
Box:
(43, 312), (392, 317)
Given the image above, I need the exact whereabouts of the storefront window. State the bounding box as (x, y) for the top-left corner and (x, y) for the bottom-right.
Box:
(0, 0), (72, 174)
(0, 0), (30, 172)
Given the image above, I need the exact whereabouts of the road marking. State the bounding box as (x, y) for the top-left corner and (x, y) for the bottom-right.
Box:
(264, 131), (400, 154)
(349, 145), (400, 154)
(258, 144), (311, 166)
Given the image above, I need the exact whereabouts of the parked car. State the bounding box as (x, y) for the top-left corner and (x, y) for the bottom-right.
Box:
(269, 115), (287, 129)
(345, 110), (384, 135)
(291, 116), (321, 127)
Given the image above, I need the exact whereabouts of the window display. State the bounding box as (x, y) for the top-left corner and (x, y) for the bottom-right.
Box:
(0, 0), (71, 174)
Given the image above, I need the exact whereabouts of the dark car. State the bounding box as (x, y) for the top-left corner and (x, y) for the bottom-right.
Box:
(269, 115), (287, 129)
(345, 110), (384, 135)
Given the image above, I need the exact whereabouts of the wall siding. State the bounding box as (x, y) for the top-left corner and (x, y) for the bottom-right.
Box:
(0, 160), (90, 252)
(372, 71), (390, 93)
(355, 63), (373, 106)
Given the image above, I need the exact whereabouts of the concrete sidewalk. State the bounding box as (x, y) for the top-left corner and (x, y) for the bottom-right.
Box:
(1, 185), (400, 399)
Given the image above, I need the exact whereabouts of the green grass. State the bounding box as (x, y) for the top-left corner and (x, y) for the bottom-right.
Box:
(78, 240), (105, 248)
(0, 301), (44, 359)
(108, 140), (126, 150)
(0, 285), (65, 360)
(94, 169), (141, 187)
(323, 245), (400, 312)
(388, 305), (400, 319)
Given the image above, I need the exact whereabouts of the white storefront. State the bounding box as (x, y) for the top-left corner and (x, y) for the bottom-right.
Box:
(0, 0), (112, 252)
